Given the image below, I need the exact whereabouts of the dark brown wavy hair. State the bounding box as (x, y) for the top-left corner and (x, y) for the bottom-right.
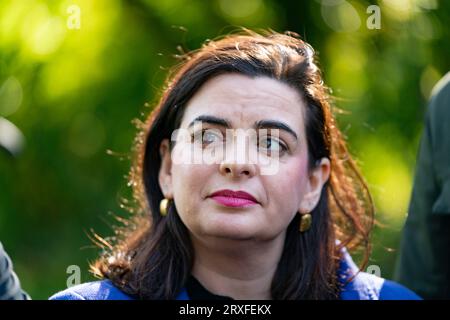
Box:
(90, 28), (374, 300)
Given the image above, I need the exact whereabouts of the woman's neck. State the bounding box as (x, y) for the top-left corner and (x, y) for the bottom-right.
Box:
(190, 233), (286, 300)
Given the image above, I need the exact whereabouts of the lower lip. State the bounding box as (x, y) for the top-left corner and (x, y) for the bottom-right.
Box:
(210, 196), (258, 207)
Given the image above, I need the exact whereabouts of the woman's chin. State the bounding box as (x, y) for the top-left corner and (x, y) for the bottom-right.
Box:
(199, 218), (259, 241)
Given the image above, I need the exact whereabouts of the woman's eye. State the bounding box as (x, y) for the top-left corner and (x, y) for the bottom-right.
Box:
(191, 129), (223, 146)
(202, 131), (219, 144)
(258, 136), (287, 155)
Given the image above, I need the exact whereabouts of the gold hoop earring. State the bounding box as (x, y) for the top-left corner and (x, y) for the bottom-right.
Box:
(299, 213), (312, 232)
(160, 198), (172, 217)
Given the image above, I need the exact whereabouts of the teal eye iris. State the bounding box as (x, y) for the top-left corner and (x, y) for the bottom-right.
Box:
(202, 130), (220, 144)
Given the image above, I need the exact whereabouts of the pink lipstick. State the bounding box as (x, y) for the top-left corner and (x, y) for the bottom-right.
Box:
(209, 189), (258, 208)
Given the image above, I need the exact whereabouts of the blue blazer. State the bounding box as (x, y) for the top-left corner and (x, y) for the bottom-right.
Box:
(49, 248), (421, 300)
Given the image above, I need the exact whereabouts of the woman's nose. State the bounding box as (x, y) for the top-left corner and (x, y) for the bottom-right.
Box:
(219, 160), (257, 178)
(218, 145), (258, 178)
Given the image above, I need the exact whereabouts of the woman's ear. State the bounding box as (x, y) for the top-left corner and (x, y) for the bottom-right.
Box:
(299, 157), (331, 213)
(158, 139), (173, 198)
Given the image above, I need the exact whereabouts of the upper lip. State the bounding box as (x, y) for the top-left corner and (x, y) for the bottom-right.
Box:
(209, 189), (258, 203)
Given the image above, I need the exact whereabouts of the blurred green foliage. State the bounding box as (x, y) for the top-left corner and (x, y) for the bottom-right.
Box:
(0, 0), (449, 299)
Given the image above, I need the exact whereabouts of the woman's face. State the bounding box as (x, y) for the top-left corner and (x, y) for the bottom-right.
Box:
(159, 73), (330, 243)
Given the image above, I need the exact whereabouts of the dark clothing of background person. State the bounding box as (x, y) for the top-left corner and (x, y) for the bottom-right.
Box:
(395, 72), (450, 299)
(0, 241), (30, 300)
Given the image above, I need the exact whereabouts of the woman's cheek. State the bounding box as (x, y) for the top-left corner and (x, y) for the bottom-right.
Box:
(172, 162), (209, 203)
(272, 156), (309, 207)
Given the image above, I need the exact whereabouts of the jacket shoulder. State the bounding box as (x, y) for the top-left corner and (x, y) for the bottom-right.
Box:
(338, 246), (421, 300)
(49, 280), (134, 300)
(379, 279), (422, 300)
(340, 271), (421, 300)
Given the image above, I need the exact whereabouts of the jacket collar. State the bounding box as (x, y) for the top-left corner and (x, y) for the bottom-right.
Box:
(175, 247), (384, 300)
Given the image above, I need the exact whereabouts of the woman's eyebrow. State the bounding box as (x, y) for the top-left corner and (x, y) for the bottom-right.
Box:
(255, 119), (298, 141)
(188, 115), (298, 141)
(188, 115), (230, 129)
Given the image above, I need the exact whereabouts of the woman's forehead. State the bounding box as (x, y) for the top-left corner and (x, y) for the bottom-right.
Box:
(180, 73), (306, 131)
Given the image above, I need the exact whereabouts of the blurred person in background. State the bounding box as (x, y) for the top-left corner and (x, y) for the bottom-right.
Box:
(395, 72), (450, 299)
(1, 112), (29, 300)
(0, 241), (30, 300)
